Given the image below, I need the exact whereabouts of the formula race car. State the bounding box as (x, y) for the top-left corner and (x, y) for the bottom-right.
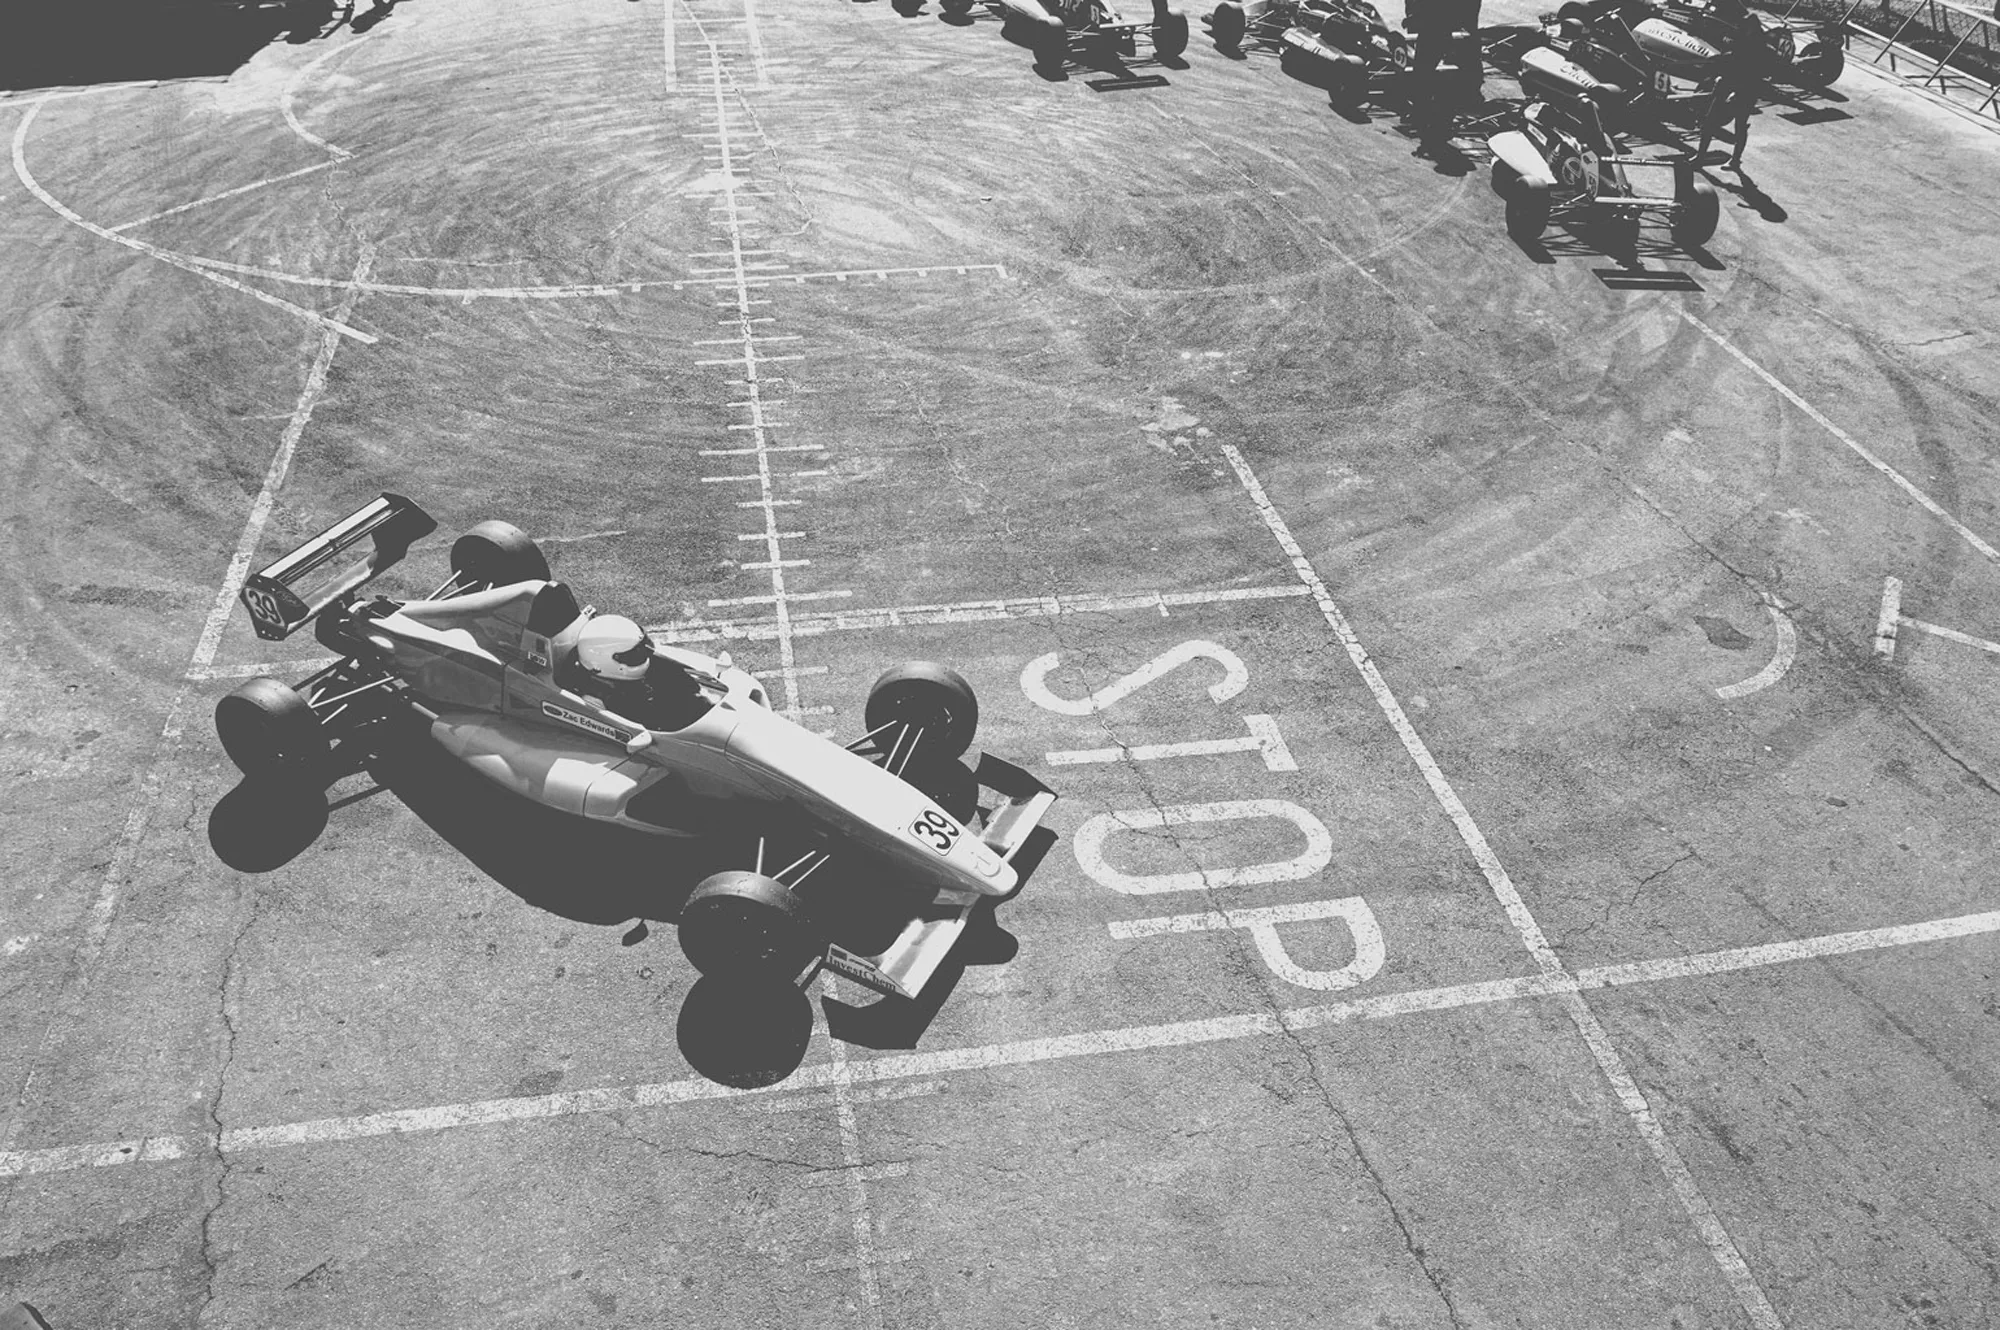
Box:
(1487, 76), (1719, 245)
(214, 494), (1057, 1020)
(985, 0), (1191, 69)
(1552, 0), (1844, 89)
(1210, 0), (1405, 67)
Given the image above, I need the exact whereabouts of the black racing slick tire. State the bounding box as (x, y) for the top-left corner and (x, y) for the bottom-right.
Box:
(865, 662), (979, 762)
(678, 872), (822, 979)
(1210, 0), (1246, 51)
(1504, 178), (1551, 243)
(1797, 42), (1842, 86)
(1672, 178), (1720, 247)
(449, 520), (550, 589)
(902, 756), (981, 824)
(1154, 10), (1190, 57)
(215, 677), (330, 779)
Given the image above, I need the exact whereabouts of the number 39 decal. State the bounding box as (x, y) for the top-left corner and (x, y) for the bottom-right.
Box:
(242, 585), (285, 627)
(908, 807), (961, 855)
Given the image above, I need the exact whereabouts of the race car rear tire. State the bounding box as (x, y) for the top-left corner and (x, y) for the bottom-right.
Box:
(1153, 10), (1190, 56)
(1671, 178), (1719, 247)
(866, 662), (979, 762)
(1504, 179), (1551, 243)
(1210, 0), (1246, 52)
(449, 520), (550, 590)
(679, 872), (822, 979)
(216, 677), (330, 780)
(1797, 42), (1842, 86)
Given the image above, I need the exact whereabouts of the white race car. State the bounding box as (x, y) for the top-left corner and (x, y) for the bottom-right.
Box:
(215, 494), (1057, 1017)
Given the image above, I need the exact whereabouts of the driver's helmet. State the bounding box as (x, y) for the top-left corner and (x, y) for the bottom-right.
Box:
(577, 615), (654, 683)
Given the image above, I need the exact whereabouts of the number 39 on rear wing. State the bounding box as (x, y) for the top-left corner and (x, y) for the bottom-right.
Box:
(239, 493), (438, 641)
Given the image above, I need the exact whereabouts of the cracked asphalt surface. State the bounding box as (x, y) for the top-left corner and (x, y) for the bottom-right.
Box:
(2, 0), (1999, 1325)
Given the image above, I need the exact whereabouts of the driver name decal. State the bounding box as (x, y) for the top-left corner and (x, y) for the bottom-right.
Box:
(543, 701), (630, 743)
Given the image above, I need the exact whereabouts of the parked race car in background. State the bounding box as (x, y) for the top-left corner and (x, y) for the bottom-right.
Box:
(1551, 0), (1844, 90)
(984, 0), (1191, 68)
(213, 494), (1057, 1046)
(1487, 66), (1719, 246)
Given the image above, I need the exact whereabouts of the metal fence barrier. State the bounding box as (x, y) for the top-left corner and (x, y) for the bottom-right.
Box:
(1771, 0), (2000, 119)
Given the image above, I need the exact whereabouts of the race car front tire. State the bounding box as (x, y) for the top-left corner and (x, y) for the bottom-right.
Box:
(1671, 178), (1720, 248)
(449, 520), (551, 590)
(1209, 0), (1246, 52)
(866, 662), (979, 762)
(901, 756), (981, 824)
(216, 677), (330, 780)
(679, 872), (823, 980)
(1503, 176), (1551, 243)
(1154, 10), (1190, 56)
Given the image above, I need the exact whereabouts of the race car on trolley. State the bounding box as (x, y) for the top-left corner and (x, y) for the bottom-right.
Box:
(978, 0), (1191, 69)
(1548, 0), (1844, 91)
(213, 494), (1057, 1027)
(1487, 45), (1719, 247)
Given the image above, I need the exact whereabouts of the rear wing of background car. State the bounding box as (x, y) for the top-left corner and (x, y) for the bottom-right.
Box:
(239, 493), (437, 640)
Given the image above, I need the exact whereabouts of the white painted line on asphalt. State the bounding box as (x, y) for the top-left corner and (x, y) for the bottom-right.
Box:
(279, 28), (378, 159)
(1714, 595), (1797, 699)
(194, 585), (1308, 680)
(649, 584), (1310, 643)
(1895, 617), (2000, 655)
(6, 908), (1993, 1180)
(12, 98), (377, 344)
(1, 249), (375, 1154)
(1220, 443), (1784, 1330)
(1047, 714), (1297, 771)
(741, 0), (770, 89)
(1875, 576), (1903, 658)
(107, 159), (343, 233)
(1682, 312), (2000, 566)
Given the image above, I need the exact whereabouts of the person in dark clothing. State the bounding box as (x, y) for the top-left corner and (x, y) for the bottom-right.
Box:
(1694, 26), (1768, 169)
(1406, 0), (1483, 114)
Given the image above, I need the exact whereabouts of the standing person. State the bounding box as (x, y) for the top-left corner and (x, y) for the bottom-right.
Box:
(1406, 0), (1482, 119)
(1695, 24), (1767, 169)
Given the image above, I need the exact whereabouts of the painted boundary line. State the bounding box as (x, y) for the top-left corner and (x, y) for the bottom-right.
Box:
(1219, 443), (1784, 1330)
(0, 250), (375, 1155)
(646, 584), (1311, 643)
(11, 97), (376, 345)
(1680, 312), (2000, 565)
(185, 585), (1312, 681)
(5, 907), (1994, 1179)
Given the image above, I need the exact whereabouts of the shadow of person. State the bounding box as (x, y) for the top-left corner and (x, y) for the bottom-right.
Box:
(1718, 166), (1786, 222)
(208, 779), (332, 873)
(677, 976), (813, 1088)
(349, 0), (406, 33)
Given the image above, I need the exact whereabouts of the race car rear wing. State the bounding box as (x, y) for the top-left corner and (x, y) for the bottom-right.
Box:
(240, 493), (437, 641)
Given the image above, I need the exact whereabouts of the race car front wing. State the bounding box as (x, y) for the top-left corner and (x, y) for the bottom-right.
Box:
(821, 755), (1056, 1000)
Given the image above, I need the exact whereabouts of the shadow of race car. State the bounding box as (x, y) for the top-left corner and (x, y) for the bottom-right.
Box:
(214, 494), (1058, 1029)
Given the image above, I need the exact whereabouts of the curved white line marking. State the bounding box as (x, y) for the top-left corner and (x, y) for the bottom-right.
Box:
(1715, 595), (1797, 699)
(279, 27), (384, 159)
(12, 96), (377, 344)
